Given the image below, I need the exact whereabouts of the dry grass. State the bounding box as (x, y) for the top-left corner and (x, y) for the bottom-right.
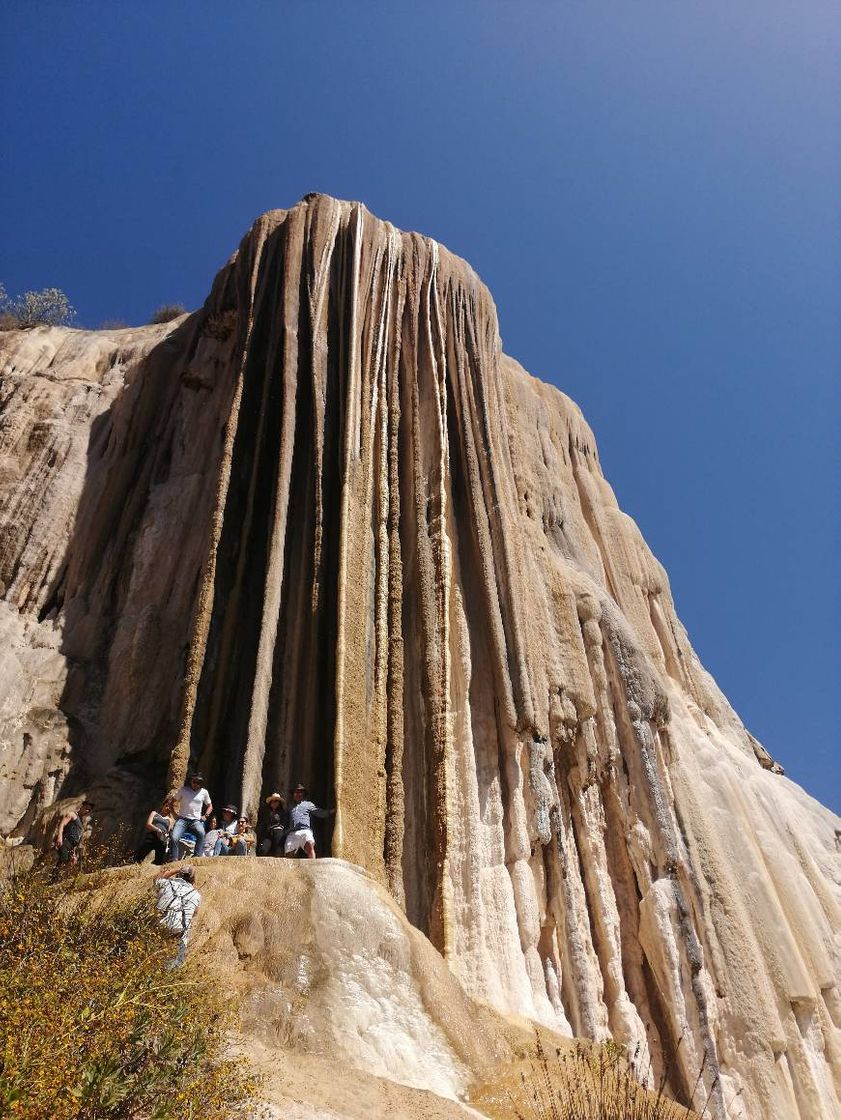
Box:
(149, 303), (187, 324)
(0, 849), (261, 1119)
(472, 1034), (709, 1120)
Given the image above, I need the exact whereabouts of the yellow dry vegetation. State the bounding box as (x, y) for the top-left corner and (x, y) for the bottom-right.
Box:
(0, 854), (260, 1120)
(471, 1038), (701, 1120)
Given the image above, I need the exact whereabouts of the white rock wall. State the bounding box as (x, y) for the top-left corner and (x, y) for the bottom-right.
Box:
(0, 195), (838, 1118)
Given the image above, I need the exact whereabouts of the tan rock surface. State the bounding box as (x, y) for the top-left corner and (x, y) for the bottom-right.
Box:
(1, 195), (839, 1118)
(105, 858), (686, 1120)
(104, 858), (539, 1118)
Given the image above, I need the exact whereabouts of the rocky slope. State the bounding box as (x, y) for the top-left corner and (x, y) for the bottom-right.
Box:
(0, 195), (838, 1119)
(102, 857), (692, 1120)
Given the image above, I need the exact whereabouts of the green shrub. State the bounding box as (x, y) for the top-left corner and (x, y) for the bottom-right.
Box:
(149, 304), (187, 324)
(0, 855), (260, 1120)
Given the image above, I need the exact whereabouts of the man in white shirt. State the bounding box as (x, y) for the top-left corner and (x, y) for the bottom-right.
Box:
(154, 865), (201, 968)
(170, 774), (213, 860)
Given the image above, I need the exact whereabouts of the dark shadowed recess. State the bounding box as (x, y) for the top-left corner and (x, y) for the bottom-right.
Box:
(259, 219), (343, 821)
(189, 234), (288, 802)
(190, 219), (339, 833)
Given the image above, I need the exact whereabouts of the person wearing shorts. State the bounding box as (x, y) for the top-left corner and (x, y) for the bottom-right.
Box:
(284, 784), (333, 859)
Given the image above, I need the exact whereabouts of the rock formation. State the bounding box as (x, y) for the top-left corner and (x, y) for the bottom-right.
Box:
(0, 195), (838, 1119)
(101, 856), (692, 1120)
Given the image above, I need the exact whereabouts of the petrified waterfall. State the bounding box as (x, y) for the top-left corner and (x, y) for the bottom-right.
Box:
(0, 195), (839, 1120)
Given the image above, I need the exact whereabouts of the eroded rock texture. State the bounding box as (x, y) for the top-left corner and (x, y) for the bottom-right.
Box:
(103, 857), (692, 1120)
(1, 196), (839, 1119)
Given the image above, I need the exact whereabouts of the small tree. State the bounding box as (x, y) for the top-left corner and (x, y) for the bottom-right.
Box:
(0, 284), (10, 330)
(0, 283), (76, 328)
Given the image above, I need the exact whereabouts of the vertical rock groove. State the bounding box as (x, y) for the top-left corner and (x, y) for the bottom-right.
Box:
(1, 195), (838, 1119)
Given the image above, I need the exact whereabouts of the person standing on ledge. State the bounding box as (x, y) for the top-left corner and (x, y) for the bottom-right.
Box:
(284, 784), (333, 859)
(134, 794), (176, 865)
(53, 799), (94, 873)
(170, 774), (213, 861)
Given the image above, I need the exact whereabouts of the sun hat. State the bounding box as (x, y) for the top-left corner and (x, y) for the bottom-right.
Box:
(222, 804), (238, 815)
(265, 792), (284, 805)
(293, 783), (307, 793)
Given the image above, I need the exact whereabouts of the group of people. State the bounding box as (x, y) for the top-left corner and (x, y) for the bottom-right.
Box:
(49, 773), (333, 968)
(144, 776), (333, 966)
(133, 773), (333, 865)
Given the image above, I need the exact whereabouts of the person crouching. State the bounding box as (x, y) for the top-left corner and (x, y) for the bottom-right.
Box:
(154, 865), (201, 968)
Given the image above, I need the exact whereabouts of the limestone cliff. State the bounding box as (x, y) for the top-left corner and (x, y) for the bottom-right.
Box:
(0, 195), (838, 1119)
(98, 856), (693, 1120)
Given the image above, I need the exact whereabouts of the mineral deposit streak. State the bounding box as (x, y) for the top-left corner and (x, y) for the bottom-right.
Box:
(0, 195), (838, 1120)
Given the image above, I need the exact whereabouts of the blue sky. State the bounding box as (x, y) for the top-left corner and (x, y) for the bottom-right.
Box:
(3, 3), (839, 811)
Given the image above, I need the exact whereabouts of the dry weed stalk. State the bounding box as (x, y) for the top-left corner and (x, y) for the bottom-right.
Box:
(475, 1028), (708, 1120)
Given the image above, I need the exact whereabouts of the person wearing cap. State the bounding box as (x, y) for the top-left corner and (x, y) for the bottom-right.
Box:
(284, 784), (333, 859)
(170, 774), (213, 861)
(216, 815), (256, 856)
(53, 799), (94, 871)
(205, 804), (237, 856)
(154, 864), (201, 968)
(259, 792), (287, 857)
(212, 806), (249, 855)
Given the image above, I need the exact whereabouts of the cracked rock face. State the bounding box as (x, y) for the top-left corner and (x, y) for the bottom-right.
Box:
(0, 195), (838, 1119)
